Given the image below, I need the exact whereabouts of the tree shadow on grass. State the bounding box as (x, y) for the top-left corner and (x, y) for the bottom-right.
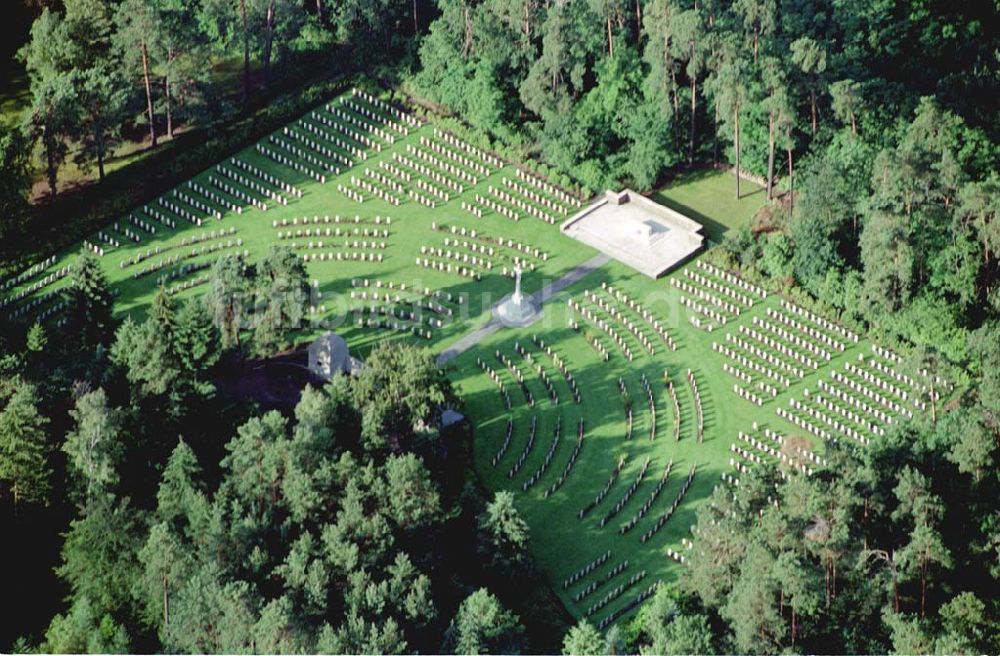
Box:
(651, 171), (765, 244)
(453, 259), (770, 626)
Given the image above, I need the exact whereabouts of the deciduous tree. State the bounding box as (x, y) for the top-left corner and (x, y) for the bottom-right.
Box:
(71, 65), (130, 180)
(63, 388), (123, 505)
(351, 341), (455, 452)
(24, 72), (75, 200)
(638, 586), (715, 655)
(0, 128), (33, 240)
(205, 252), (252, 350)
(252, 245), (308, 354)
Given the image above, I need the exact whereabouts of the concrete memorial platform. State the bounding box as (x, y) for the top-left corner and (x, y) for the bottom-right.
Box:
(561, 189), (705, 278)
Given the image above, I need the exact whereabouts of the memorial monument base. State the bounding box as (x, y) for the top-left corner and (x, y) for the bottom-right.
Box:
(493, 292), (540, 327)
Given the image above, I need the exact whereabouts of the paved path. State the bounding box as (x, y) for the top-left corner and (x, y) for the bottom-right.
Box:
(530, 253), (610, 304)
(436, 253), (610, 365)
(435, 321), (504, 366)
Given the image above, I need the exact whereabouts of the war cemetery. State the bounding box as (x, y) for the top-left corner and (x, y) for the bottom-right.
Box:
(0, 83), (952, 635)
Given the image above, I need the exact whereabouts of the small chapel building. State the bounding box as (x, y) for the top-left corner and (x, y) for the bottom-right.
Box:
(307, 332), (361, 379)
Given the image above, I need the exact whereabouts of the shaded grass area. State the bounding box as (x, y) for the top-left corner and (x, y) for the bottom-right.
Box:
(651, 168), (766, 244)
(0, 71), (30, 128)
(451, 252), (860, 627)
(2, 51), (353, 271)
(23, 56), (250, 197)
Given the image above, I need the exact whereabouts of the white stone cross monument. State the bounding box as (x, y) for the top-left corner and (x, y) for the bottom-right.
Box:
(494, 264), (539, 327)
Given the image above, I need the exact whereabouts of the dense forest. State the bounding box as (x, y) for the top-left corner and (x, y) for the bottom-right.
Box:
(0, 0), (997, 653)
(1, 248), (564, 653)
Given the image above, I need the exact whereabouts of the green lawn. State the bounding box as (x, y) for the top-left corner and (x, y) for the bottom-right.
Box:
(652, 168), (766, 244)
(2, 88), (910, 630)
(0, 71), (30, 128)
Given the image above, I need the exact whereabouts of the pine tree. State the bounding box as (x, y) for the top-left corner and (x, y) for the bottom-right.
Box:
(705, 37), (750, 198)
(384, 453), (441, 530)
(174, 297), (220, 372)
(56, 496), (145, 620)
(773, 552), (822, 647)
(113, 0), (162, 147)
(893, 467), (952, 618)
(721, 542), (783, 653)
(562, 621), (604, 655)
(860, 209), (914, 316)
(760, 56), (790, 201)
(477, 490), (530, 574)
(25, 321), (49, 371)
(220, 411), (290, 512)
(0, 383), (51, 508)
(43, 594), (130, 653)
(443, 588), (525, 655)
(156, 438), (208, 535)
(161, 562), (257, 653)
(25, 322), (47, 354)
(386, 552), (436, 627)
(667, 7), (707, 165)
(64, 250), (116, 351)
(790, 36), (827, 135)
(136, 521), (194, 637)
(943, 407), (995, 484)
(110, 317), (179, 396)
(150, 286), (178, 347)
(829, 79), (862, 135)
(318, 611), (407, 655)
